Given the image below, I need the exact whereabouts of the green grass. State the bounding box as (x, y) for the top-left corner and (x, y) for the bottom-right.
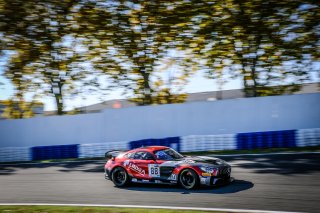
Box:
(0, 205), (218, 213)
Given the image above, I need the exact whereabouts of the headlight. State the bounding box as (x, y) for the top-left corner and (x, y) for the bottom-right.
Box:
(200, 166), (216, 174)
(216, 159), (226, 165)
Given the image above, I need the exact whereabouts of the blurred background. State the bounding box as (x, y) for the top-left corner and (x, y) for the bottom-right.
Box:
(0, 1), (320, 212)
(1, 0), (319, 156)
(0, 0), (319, 118)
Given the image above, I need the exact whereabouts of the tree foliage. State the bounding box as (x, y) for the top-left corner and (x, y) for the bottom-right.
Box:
(0, 99), (42, 119)
(0, 0), (101, 115)
(76, 0), (194, 105)
(0, 0), (319, 117)
(180, 0), (319, 97)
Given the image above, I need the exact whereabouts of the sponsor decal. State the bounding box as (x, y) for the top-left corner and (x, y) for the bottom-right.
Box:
(161, 161), (180, 167)
(206, 168), (215, 173)
(202, 172), (212, 177)
(155, 180), (162, 184)
(148, 164), (160, 178)
(142, 179), (149, 182)
(123, 160), (145, 176)
(183, 159), (195, 164)
(200, 177), (208, 184)
(168, 174), (177, 180)
(123, 160), (130, 167)
(132, 178), (138, 182)
(212, 178), (220, 184)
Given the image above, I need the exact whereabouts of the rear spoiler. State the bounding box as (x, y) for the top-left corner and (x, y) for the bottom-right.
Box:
(105, 150), (124, 160)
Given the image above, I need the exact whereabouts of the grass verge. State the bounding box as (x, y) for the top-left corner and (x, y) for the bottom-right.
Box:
(0, 205), (220, 213)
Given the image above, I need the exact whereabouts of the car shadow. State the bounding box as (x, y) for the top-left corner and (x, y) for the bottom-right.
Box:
(1, 153), (319, 176)
(119, 179), (253, 194)
(220, 153), (320, 175)
(0, 160), (105, 175)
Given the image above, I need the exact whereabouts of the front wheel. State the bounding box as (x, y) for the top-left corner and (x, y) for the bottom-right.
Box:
(179, 169), (199, 189)
(111, 167), (130, 187)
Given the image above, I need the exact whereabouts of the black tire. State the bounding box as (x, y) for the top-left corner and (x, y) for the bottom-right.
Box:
(111, 167), (130, 187)
(179, 169), (199, 190)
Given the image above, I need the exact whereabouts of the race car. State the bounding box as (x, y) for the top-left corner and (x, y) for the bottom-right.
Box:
(104, 146), (232, 189)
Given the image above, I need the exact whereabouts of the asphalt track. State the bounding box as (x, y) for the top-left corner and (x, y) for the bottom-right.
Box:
(0, 153), (319, 213)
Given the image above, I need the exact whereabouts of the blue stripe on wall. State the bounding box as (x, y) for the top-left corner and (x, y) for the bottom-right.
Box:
(129, 137), (180, 151)
(236, 130), (296, 150)
(31, 144), (79, 161)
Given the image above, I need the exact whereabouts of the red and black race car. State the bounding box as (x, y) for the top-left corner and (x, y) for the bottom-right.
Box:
(104, 146), (232, 189)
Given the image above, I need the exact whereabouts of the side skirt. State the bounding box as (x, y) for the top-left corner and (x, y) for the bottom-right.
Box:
(131, 178), (177, 185)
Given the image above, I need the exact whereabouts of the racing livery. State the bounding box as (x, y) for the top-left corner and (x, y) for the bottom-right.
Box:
(104, 146), (232, 189)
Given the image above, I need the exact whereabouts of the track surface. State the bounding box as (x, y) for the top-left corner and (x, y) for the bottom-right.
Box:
(0, 153), (319, 213)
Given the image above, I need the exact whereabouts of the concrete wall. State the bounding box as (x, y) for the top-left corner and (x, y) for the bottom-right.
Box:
(0, 93), (319, 148)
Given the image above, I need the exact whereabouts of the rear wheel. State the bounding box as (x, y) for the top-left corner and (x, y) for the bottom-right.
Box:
(111, 167), (130, 187)
(179, 169), (199, 189)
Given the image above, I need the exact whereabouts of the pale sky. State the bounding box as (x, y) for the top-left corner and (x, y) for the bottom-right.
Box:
(0, 69), (242, 111)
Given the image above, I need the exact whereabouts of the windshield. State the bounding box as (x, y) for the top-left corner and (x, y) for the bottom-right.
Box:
(154, 148), (184, 160)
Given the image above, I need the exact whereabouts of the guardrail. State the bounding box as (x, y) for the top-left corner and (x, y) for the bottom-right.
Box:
(129, 137), (180, 151)
(31, 144), (79, 161)
(0, 147), (30, 162)
(236, 130), (296, 150)
(79, 141), (128, 158)
(0, 128), (319, 162)
(181, 134), (236, 152)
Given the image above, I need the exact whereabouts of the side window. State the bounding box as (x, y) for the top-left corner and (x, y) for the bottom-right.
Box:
(134, 151), (154, 160)
(125, 152), (135, 159)
(155, 150), (169, 160)
(143, 152), (155, 160)
(133, 152), (144, 160)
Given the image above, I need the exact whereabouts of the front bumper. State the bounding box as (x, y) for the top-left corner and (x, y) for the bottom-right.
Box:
(200, 175), (234, 186)
(199, 165), (232, 186)
(104, 168), (111, 180)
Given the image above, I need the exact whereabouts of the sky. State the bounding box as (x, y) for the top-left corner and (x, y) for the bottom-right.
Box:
(1, 48), (318, 111)
(0, 38), (242, 111)
(0, 68), (242, 111)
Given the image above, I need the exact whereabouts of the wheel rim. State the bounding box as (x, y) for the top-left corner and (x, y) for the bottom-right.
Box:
(180, 170), (196, 188)
(114, 169), (126, 185)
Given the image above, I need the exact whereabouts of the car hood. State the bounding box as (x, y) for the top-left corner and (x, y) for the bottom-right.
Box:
(160, 156), (230, 168)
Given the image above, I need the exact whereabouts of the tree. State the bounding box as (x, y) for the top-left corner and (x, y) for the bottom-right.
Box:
(76, 0), (193, 105)
(0, 0), (101, 115)
(182, 0), (320, 97)
(0, 99), (43, 119)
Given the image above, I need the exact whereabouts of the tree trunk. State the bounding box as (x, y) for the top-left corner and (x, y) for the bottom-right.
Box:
(251, 67), (257, 97)
(53, 82), (64, 115)
(141, 70), (152, 105)
(54, 94), (64, 115)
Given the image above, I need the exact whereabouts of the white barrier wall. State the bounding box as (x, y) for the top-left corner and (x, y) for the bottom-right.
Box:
(0, 93), (319, 148)
(0, 147), (30, 162)
(1, 129), (320, 162)
(181, 134), (236, 152)
(79, 141), (129, 158)
(296, 128), (320, 147)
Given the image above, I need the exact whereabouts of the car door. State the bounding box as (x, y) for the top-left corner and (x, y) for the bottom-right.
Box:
(123, 151), (145, 179)
(131, 151), (159, 180)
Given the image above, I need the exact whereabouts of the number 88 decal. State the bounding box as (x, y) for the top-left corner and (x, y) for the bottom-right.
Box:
(148, 164), (160, 177)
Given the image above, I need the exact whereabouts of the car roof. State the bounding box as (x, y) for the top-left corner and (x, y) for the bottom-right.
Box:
(130, 146), (170, 152)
